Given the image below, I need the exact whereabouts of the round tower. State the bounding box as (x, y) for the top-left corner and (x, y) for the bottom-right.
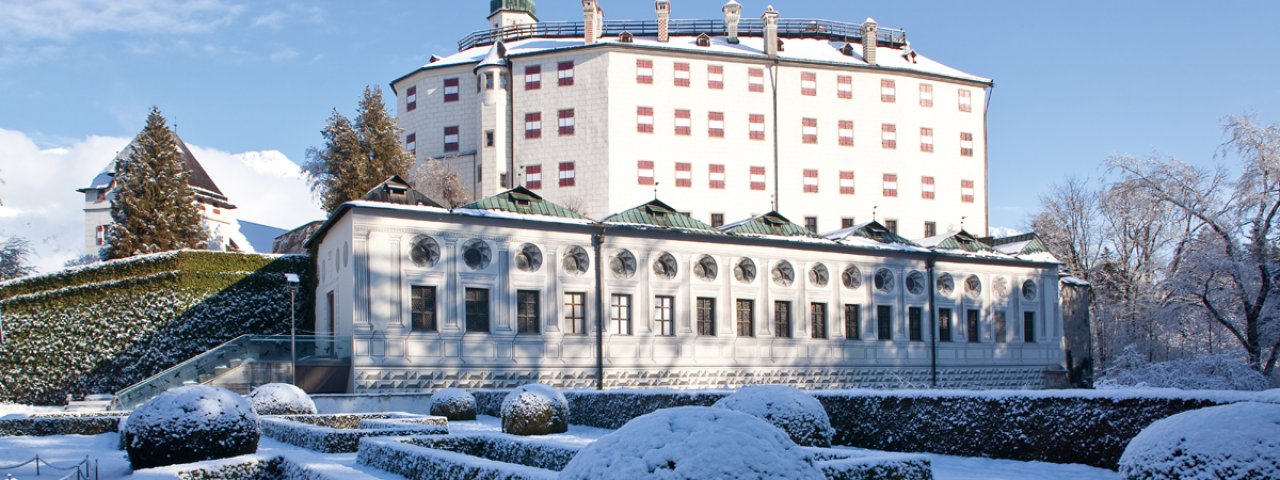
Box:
(489, 0), (538, 30)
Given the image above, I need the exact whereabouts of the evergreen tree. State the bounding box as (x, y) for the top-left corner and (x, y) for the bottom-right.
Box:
(304, 86), (414, 212)
(104, 107), (206, 259)
(0, 235), (35, 281)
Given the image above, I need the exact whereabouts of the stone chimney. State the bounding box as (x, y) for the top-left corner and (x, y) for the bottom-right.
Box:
(762, 5), (779, 58)
(656, 1), (670, 43)
(861, 17), (878, 65)
(723, 0), (742, 44)
(582, 0), (602, 45)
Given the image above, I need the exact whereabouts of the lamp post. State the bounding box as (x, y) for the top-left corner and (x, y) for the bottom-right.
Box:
(285, 273), (300, 386)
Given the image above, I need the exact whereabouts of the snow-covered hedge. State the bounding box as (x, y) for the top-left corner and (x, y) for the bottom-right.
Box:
(123, 385), (261, 470)
(1118, 402), (1280, 480)
(471, 389), (724, 428)
(259, 412), (447, 453)
(356, 434), (569, 480)
(1099, 350), (1269, 391)
(0, 415), (122, 436)
(248, 383), (317, 415)
(714, 385), (835, 447)
(429, 388), (477, 420)
(500, 384), (569, 436)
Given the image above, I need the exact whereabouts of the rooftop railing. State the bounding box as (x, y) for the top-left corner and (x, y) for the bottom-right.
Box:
(457, 18), (907, 52)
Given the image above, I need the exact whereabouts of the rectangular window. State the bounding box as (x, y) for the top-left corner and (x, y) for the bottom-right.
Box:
(736, 299), (754, 337)
(749, 114), (766, 140)
(525, 65), (542, 90)
(877, 305), (893, 340)
(885, 219), (898, 234)
(881, 123), (897, 149)
(841, 217), (856, 229)
(967, 309), (981, 343)
(994, 310), (1007, 343)
(655, 295), (674, 336)
(674, 109), (692, 136)
(880, 79), (896, 103)
(924, 221), (937, 238)
(637, 160), (655, 185)
(811, 303), (827, 339)
(960, 132), (975, 157)
(410, 286), (436, 332)
(696, 297), (716, 336)
(800, 71), (817, 96)
(484, 72), (495, 90)
(524, 112), (542, 139)
(525, 164), (542, 189)
(802, 118), (818, 144)
(517, 290), (540, 333)
(1024, 312), (1036, 343)
(635, 59), (653, 84)
(804, 216), (818, 233)
(708, 112), (725, 138)
(406, 86), (417, 111)
(750, 166), (766, 191)
(485, 130), (495, 147)
(959, 89), (972, 112)
(559, 162), (576, 187)
(919, 83), (933, 107)
(709, 164), (726, 189)
(844, 304), (860, 339)
(803, 169), (819, 193)
(920, 127), (934, 153)
(837, 75), (852, 99)
(708, 64), (724, 89)
(558, 109), (575, 136)
(748, 68), (764, 92)
(961, 179), (975, 203)
(774, 301), (792, 338)
(921, 176), (936, 200)
(565, 292), (586, 334)
(465, 288), (490, 333)
(673, 62), (691, 87)
(637, 106), (655, 133)
(95, 225), (107, 245)
(839, 171), (855, 195)
(327, 291), (335, 335)
(676, 162), (692, 187)
(939, 308), (953, 342)
(838, 120), (854, 146)
(443, 77), (459, 102)
(908, 306), (923, 341)
(443, 126), (459, 152)
(405, 133), (416, 155)
(557, 61), (574, 86)
(611, 294), (632, 335)
(882, 173), (898, 197)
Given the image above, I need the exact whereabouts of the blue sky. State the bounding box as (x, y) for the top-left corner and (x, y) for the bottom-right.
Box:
(2, 0), (1278, 233)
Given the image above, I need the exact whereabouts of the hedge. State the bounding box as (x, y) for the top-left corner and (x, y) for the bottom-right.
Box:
(471, 389), (725, 429)
(259, 413), (447, 453)
(0, 251), (310, 405)
(0, 415), (122, 436)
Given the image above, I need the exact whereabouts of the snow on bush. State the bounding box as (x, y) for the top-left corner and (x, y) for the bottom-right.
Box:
(500, 384), (569, 436)
(260, 413), (446, 453)
(0, 415), (122, 436)
(429, 387), (477, 420)
(713, 385), (834, 447)
(560, 406), (823, 480)
(247, 383), (317, 415)
(1098, 349), (1268, 391)
(358, 435), (562, 480)
(123, 385), (260, 470)
(1118, 402), (1280, 480)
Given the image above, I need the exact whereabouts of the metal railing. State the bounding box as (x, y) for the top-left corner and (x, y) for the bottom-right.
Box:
(457, 18), (907, 51)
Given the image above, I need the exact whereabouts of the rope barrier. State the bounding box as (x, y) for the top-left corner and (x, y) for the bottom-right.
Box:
(0, 455), (96, 479)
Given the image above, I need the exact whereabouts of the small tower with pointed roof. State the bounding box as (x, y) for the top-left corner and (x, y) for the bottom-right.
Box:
(475, 42), (512, 193)
(488, 0), (537, 30)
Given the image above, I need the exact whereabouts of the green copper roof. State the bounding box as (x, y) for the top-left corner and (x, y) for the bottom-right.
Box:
(490, 0), (536, 16)
(985, 232), (1050, 255)
(604, 199), (722, 234)
(460, 186), (587, 219)
(722, 211), (817, 238)
(849, 221), (918, 246)
(933, 230), (996, 253)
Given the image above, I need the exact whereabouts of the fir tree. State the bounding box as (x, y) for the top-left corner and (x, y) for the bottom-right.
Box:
(104, 107), (207, 259)
(305, 86), (414, 212)
(0, 235), (35, 281)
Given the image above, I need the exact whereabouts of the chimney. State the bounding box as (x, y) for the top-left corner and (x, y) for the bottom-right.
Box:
(861, 17), (878, 65)
(723, 0), (742, 44)
(582, 0), (602, 45)
(656, 1), (670, 43)
(762, 5), (779, 58)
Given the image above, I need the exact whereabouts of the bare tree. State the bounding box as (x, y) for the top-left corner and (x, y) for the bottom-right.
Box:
(410, 159), (470, 208)
(1028, 177), (1104, 280)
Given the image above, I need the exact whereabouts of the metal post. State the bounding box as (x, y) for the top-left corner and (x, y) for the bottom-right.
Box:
(285, 273), (300, 386)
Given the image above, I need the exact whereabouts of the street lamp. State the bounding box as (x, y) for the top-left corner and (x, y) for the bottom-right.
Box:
(285, 273), (300, 386)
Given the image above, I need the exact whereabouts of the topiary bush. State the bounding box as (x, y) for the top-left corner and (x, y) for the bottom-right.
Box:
(430, 388), (477, 421)
(500, 384), (568, 436)
(1118, 402), (1280, 480)
(247, 383), (317, 415)
(714, 385), (834, 447)
(123, 385), (260, 470)
(560, 406), (824, 480)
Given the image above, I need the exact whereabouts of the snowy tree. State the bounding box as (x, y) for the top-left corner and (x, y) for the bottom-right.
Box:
(0, 235), (36, 281)
(64, 253), (101, 268)
(304, 86), (414, 212)
(410, 159), (470, 208)
(104, 107), (207, 260)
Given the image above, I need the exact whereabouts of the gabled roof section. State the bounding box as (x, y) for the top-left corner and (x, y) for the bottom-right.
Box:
(360, 175), (443, 207)
(983, 232), (1051, 256)
(459, 186), (588, 220)
(825, 220), (918, 246)
(604, 199), (722, 234)
(721, 211), (817, 238)
(79, 129), (234, 209)
(918, 229), (996, 253)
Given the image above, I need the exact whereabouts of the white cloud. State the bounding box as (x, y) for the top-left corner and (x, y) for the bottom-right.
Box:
(269, 47), (299, 62)
(0, 129), (324, 274)
(0, 0), (246, 41)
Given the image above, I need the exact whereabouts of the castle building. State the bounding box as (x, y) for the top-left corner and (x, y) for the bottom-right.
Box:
(391, 0), (991, 239)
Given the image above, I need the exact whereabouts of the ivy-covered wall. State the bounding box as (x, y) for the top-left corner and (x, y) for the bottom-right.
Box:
(0, 251), (311, 405)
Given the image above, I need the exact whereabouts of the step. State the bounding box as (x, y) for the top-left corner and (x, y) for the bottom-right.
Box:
(65, 400), (112, 412)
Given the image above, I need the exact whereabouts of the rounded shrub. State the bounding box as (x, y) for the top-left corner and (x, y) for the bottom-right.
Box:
(500, 384), (569, 436)
(247, 383), (317, 415)
(123, 385), (260, 470)
(560, 406), (823, 480)
(713, 385), (834, 447)
(430, 388), (477, 421)
(1119, 402), (1280, 480)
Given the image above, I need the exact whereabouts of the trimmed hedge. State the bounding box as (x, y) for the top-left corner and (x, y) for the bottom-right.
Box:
(356, 434), (572, 480)
(260, 413), (447, 453)
(0, 415), (122, 436)
(472, 389), (724, 429)
(0, 251), (310, 405)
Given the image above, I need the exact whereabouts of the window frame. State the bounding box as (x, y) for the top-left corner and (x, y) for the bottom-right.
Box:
(696, 297), (716, 336)
(410, 285), (437, 332)
(464, 287), (490, 333)
(611, 293), (632, 335)
(908, 306), (923, 342)
(810, 302), (828, 339)
(876, 305), (893, 340)
(557, 61), (575, 86)
(517, 290), (540, 334)
(844, 304), (861, 339)
(558, 109), (576, 136)
(736, 299), (754, 337)
(774, 301), (792, 338)
(443, 126), (459, 152)
(524, 112), (542, 139)
(525, 65), (542, 90)
(564, 291), (587, 335)
(655, 295), (675, 336)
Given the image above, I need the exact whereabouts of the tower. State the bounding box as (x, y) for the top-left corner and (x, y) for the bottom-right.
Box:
(475, 42), (512, 191)
(488, 0), (537, 30)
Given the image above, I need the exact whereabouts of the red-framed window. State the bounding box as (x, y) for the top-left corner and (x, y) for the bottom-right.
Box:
(920, 127), (934, 153)
(635, 59), (653, 84)
(443, 78), (460, 102)
(709, 164), (726, 189)
(959, 89), (972, 112)
(524, 112), (542, 139)
(558, 61), (575, 86)
(673, 62), (691, 87)
(960, 132), (975, 157)
(802, 118), (818, 144)
(558, 109), (575, 136)
(443, 126), (459, 152)
(675, 162), (692, 187)
(801, 71), (817, 96)
(674, 109), (692, 136)
(708, 112), (725, 138)
(839, 171), (855, 195)
(526, 164), (543, 189)
(748, 68), (764, 92)
(637, 160), (655, 185)
(803, 169), (819, 193)
(883, 174), (898, 197)
(838, 120), (854, 146)
(559, 162), (576, 187)
(837, 75), (852, 99)
(525, 65), (542, 90)
(707, 65), (724, 89)
(880, 78), (896, 103)
(921, 176), (936, 200)
(405, 133), (416, 155)
(95, 225), (106, 246)
(406, 86), (417, 111)
(750, 166), (766, 191)
(881, 123), (897, 149)
(749, 114), (766, 140)
(637, 106), (654, 133)
(919, 83), (933, 107)
(961, 179), (975, 203)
